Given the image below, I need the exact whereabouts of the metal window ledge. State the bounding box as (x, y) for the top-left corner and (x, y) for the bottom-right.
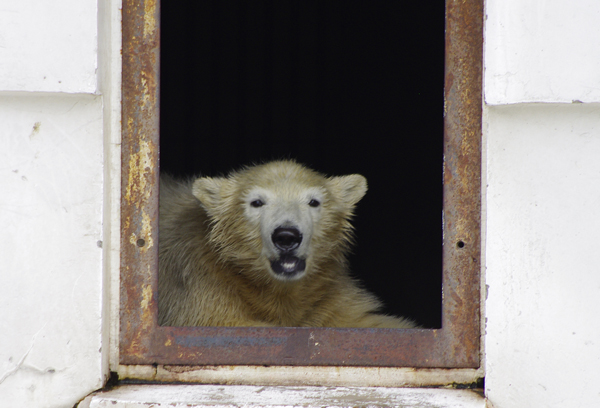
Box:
(80, 384), (485, 408)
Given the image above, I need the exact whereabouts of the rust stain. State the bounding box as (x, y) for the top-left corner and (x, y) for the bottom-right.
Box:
(124, 140), (155, 252)
(120, 0), (160, 362)
(440, 0), (483, 368)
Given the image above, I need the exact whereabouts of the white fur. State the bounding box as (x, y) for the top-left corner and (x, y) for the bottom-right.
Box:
(159, 161), (416, 328)
(244, 186), (325, 280)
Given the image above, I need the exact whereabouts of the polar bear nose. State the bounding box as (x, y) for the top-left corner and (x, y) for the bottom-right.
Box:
(272, 227), (302, 251)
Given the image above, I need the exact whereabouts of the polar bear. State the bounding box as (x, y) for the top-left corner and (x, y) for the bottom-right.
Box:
(158, 160), (415, 328)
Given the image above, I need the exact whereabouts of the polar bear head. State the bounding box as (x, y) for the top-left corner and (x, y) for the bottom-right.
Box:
(192, 161), (367, 282)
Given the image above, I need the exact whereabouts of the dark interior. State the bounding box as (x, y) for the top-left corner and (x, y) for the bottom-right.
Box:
(160, 1), (445, 328)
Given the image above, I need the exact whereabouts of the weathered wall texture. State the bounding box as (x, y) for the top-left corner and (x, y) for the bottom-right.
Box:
(485, 0), (600, 104)
(483, 1), (600, 406)
(484, 104), (600, 407)
(0, 95), (105, 406)
(0, 0), (110, 407)
(0, 0), (98, 93)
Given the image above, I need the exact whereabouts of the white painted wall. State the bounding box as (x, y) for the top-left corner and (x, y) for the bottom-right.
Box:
(485, 0), (600, 104)
(0, 0), (99, 93)
(0, 94), (105, 407)
(0, 0), (120, 407)
(484, 104), (600, 407)
(483, 0), (600, 406)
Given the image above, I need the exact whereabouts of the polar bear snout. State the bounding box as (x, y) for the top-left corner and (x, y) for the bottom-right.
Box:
(272, 227), (302, 252)
(269, 226), (307, 280)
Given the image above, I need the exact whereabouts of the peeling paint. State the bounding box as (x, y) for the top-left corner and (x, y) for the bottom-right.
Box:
(124, 140), (154, 208)
(143, 0), (158, 40)
(140, 209), (154, 250)
(140, 284), (152, 310)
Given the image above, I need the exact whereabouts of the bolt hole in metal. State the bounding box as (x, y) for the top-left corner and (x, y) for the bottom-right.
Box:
(137, 238), (146, 247)
(456, 241), (465, 249)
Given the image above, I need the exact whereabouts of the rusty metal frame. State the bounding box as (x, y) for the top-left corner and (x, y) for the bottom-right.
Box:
(120, 0), (482, 368)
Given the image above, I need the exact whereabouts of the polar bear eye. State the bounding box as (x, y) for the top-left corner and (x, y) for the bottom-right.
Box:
(250, 199), (265, 208)
(308, 199), (321, 207)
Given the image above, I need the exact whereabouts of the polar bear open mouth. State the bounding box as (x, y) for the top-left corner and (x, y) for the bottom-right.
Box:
(270, 254), (306, 278)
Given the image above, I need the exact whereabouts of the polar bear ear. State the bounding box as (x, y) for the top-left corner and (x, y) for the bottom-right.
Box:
(192, 177), (226, 209)
(328, 174), (368, 207)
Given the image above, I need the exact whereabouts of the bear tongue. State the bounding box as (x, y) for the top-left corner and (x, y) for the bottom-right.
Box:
(270, 254), (306, 277)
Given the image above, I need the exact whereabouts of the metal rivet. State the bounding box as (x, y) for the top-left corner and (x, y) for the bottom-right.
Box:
(136, 238), (145, 247)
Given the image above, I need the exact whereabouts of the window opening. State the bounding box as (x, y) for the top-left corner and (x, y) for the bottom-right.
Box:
(121, 0), (482, 368)
(160, 1), (444, 329)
